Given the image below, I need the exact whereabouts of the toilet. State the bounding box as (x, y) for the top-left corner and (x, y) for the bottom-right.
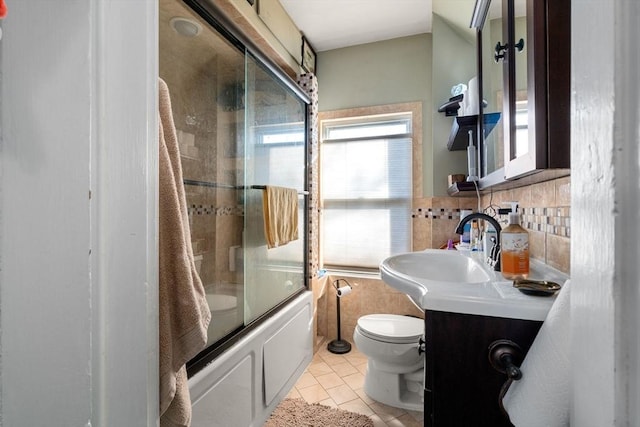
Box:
(353, 314), (425, 411)
(206, 293), (240, 343)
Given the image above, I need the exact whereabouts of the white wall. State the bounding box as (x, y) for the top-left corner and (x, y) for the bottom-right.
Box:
(0, 1), (158, 426)
(571, 0), (640, 425)
(1, 2), (92, 423)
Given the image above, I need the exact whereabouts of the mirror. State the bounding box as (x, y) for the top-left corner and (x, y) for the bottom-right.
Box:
(475, 0), (570, 184)
(478, 0), (504, 178)
(508, 0), (528, 161)
(477, 0), (529, 180)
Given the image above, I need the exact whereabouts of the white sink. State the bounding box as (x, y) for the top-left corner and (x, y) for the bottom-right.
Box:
(380, 249), (561, 321)
(382, 250), (493, 284)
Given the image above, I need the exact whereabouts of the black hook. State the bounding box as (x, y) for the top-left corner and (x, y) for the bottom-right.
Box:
(494, 38), (525, 63)
(514, 38), (525, 52)
(494, 41), (508, 62)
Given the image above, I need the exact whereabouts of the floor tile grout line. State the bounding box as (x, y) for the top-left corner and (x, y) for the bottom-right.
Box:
(287, 342), (424, 426)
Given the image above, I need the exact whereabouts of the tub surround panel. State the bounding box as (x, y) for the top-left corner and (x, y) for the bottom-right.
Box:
(263, 305), (313, 406)
(191, 356), (253, 427)
(190, 292), (313, 427)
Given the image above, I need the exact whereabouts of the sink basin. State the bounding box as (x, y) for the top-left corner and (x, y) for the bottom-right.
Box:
(380, 249), (494, 307)
(383, 250), (493, 284)
(380, 249), (563, 321)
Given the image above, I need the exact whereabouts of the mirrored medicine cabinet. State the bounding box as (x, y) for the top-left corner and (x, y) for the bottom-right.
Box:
(446, 0), (571, 195)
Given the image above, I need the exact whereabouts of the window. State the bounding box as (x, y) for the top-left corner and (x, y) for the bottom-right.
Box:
(321, 113), (413, 270)
(514, 99), (529, 158)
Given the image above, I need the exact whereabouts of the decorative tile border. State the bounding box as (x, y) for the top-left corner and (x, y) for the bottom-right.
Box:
(521, 207), (571, 238)
(298, 73), (320, 280)
(412, 206), (571, 238)
(188, 204), (243, 217)
(412, 208), (460, 220)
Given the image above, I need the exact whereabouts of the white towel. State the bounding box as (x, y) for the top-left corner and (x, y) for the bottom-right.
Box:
(503, 280), (571, 427)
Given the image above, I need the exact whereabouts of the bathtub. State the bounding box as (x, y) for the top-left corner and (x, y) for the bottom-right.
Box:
(189, 290), (313, 427)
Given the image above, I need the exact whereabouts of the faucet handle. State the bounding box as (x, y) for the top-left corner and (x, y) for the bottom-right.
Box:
(487, 238), (501, 271)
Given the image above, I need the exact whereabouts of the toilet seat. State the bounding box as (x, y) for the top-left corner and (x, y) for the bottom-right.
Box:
(356, 314), (423, 344)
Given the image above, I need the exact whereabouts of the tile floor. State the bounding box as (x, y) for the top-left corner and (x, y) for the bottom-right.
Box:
(283, 341), (424, 427)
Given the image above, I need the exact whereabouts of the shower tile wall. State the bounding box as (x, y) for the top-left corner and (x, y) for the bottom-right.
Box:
(170, 90), (244, 293)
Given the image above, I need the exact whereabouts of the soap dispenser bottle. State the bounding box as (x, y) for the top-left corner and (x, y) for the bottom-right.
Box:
(500, 203), (529, 279)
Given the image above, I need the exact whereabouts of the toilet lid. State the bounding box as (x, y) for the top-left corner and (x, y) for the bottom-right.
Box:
(356, 314), (424, 344)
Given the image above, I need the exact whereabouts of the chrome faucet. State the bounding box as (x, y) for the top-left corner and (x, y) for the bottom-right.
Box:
(454, 212), (502, 271)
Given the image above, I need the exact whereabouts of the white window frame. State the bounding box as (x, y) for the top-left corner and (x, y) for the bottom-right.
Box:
(319, 104), (421, 272)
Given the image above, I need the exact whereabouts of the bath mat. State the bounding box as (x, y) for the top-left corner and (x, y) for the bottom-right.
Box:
(264, 397), (374, 427)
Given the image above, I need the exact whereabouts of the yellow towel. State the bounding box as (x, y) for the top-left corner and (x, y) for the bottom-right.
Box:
(158, 78), (211, 425)
(262, 186), (299, 249)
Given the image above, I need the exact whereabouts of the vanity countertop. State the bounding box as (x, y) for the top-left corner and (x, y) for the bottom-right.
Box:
(419, 257), (568, 321)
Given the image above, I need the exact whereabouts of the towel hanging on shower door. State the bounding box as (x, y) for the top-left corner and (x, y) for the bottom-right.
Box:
(158, 77), (211, 426)
(262, 185), (299, 249)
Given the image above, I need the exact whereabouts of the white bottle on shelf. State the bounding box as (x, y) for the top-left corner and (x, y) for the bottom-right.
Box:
(466, 130), (478, 182)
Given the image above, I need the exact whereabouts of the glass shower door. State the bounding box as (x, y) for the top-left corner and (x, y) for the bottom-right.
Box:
(160, 0), (308, 367)
(160, 0), (247, 348)
(242, 53), (307, 324)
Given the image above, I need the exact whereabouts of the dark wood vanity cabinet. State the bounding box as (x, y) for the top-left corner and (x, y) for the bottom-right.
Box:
(424, 310), (542, 427)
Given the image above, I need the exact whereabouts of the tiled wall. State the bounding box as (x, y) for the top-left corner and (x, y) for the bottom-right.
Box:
(315, 274), (425, 351)
(412, 196), (478, 251)
(483, 176), (571, 273)
(412, 176), (571, 273)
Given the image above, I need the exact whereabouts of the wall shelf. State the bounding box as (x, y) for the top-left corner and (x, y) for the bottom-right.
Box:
(446, 180), (479, 196)
(447, 112), (501, 151)
(437, 94), (463, 116)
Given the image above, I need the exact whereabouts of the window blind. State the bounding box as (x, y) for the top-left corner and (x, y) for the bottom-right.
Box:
(321, 115), (412, 269)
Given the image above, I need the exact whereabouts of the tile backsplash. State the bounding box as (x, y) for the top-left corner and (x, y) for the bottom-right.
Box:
(412, 176), (571, 274)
